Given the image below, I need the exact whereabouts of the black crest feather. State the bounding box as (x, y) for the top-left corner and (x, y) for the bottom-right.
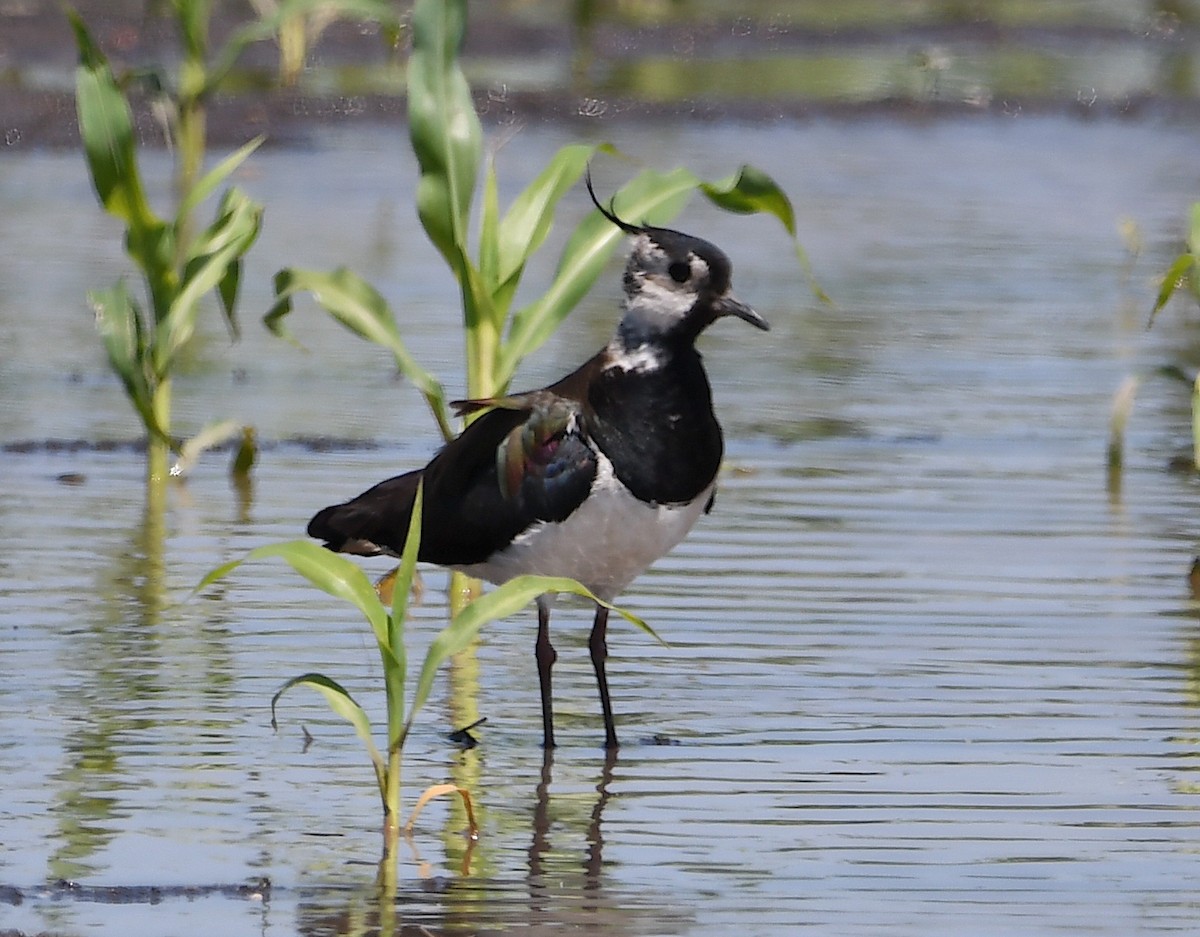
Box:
(585, 166), (643, 236)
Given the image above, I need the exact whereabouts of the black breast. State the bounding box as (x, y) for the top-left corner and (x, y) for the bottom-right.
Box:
(584, 346), (723, 505)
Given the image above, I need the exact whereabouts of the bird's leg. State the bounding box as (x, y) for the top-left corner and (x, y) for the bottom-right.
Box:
(535, 598), (557, 749)
(589, 604), (619, 749)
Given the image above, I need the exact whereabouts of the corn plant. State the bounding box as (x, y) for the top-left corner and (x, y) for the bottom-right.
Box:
(70, 0), (400, 488)
(197, 485), (649, 856)
(1150, 202), (1200, 326)
(262, 2), (814, 774)
(266, 0), (813, 446)
(1109, 204), (1200, 486)
(245, 0), (402, 88)
(71, 9), (261, 486)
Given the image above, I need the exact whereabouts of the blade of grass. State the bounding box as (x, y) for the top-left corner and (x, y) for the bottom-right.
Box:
(267, 267), (451, 440)
(271, 672), (385, 778)
(385, 484), (424, 748)
(408, 0), (481, 271)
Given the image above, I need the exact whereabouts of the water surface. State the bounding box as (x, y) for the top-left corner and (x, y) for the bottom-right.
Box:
(3, 117), (1200, 935)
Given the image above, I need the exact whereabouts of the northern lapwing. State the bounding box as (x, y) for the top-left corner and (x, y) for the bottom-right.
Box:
(308, 176), (769, 749)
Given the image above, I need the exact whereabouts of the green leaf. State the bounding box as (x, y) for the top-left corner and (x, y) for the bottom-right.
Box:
(1192, 374), (1200, 471)
(90, 280), (146, 397)
(407, 0), (482, 270)
(701, 164), (828, 304)
(176, 0), (211, 61)
(196, 539), (408, 743)
(209, 0), (402, 94)
(176, 135), (265, 229)
(156, 188), (263, 371)
(271, 672), (384, 776)
(217, 257), (243, 337)
(1149, 253), (1197, 327)
(384, 483), (424, 747)
(1188, 203), (1200, 305)
(478, 161), (502, 301)
(389, 484), (423, 642)
(198, 540), (389, 640)
(700, 164), (796, 233)
(494, 144), (607, 293)
(69, 8), (158, 233)
(405, 574), (655, 732)
(89, 281), (174, 443)
(267, 267), (451, 438)
(499, 166), (697, 381)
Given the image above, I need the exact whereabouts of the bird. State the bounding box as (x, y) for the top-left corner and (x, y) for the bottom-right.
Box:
(307, 175), (769, 749)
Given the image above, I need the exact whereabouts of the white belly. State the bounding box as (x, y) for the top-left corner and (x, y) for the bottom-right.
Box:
(455, 455), (713, 602)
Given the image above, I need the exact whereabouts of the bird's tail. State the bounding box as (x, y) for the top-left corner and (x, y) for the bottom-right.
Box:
(307, 469), (423, 558)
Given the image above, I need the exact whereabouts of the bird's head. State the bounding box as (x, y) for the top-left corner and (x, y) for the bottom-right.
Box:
(588, 173), (770, 345)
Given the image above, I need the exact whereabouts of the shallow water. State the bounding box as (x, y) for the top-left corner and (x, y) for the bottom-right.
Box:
(4, 116), (1200, 935)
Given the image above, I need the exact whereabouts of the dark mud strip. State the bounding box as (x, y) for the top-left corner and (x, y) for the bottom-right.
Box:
(0, 878), (271, 908)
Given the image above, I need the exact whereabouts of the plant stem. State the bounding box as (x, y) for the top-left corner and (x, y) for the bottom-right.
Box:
(375, 828), (398, 935)
(147, 379), (173, 486)
(174, 97), (207, 263)
(382, 744), (401, 853)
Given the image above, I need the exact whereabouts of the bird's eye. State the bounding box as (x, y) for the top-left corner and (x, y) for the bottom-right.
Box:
(667, 261), (690, 283)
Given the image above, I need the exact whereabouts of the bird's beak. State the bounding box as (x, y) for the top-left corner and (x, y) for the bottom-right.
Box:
(714, 293), (770, 331)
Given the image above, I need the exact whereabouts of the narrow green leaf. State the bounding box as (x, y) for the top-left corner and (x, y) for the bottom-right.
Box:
(406, 574), (654, 731)
(1149, 253), (1197, 327)
(700, 164), (796, 233)
(156, 188), (263, 371)
(89, 282), (173, 443)
(701, 164), (828, 304)
(407, 0), (482, 269)
(194, 555), (244, 593)
(209, 0), (402, 94)
(479, 160), (502, 295)
(176, 0), (211, 61)
(495, 143), (605, 289)
(271, 672), (384, 774)
(90, 280), (145, 395)
(69, 8), (158, 232)
(1188, 203), (1200, 305)
(217, 257), (243, 337)
(267, 267), (450, 437)
(199, 540), (390, 641)
(389, 483), (423, 641)
(195, 539), (407, 721)
(258, 541), (388, 640)
(500, 167), (698, 381)
(177, 135), (265, 227)
(384, 483), (424, 746)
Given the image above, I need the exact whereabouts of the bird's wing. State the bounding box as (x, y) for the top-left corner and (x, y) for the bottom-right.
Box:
(309, 356), (604, 566)
(450, 390), (587, 497)
(423, 389), (598, 564)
